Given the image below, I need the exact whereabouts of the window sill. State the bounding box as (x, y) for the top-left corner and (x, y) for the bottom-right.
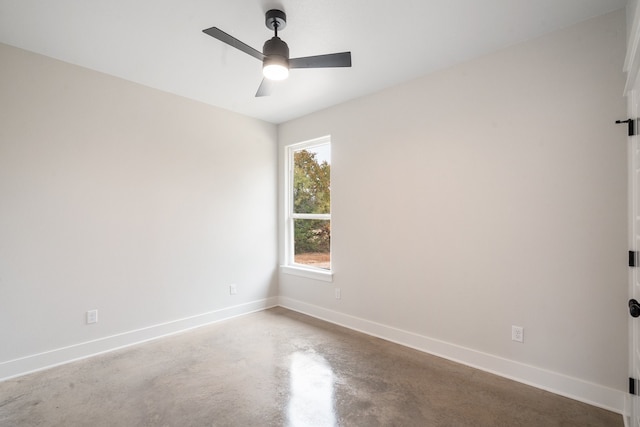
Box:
(280, 265), (333, 282)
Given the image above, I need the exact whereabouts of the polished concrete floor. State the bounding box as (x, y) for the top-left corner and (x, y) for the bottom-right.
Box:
(0, 307), (623, 426)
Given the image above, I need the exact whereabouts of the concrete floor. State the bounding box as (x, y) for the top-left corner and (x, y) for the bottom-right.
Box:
(0, 307), (623, 426)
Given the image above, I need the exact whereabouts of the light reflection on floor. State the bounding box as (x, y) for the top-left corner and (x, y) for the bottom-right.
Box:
(287, 350), (337, 427)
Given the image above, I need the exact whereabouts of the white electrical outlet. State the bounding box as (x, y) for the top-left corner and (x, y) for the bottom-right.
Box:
(229, 284), (237, 295)
(335, 288), (341, 299)
(87, 309), (98, 324)
(512, 325), (524, 343)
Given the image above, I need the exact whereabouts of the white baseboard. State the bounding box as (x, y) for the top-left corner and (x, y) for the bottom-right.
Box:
(0, 297), (278, 382)
(278, 296), (626, 415)
(1, 295), (626, 416)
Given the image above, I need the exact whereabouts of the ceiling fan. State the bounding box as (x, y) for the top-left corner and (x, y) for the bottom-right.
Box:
(203, 9), (352, 97)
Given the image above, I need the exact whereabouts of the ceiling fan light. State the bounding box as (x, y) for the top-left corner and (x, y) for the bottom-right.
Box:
(263, 57), (289, 81)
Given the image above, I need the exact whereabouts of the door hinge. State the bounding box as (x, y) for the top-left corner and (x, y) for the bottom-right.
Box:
(631, 251), (639, 267)
(631, 377), (637, 395)
(616, 118), (637, 136)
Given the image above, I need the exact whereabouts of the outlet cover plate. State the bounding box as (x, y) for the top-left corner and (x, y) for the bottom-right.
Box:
(512, 325), (524, 343)
(87, 309), (98, 324)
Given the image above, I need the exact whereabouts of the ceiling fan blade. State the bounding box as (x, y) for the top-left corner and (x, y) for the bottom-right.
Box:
(255, 78), (276, 97)
(289, 52), (352, 69)
(202, 27), (265, 61)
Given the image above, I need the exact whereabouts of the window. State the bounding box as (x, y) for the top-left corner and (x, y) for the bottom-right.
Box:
(283, 136), (332, 281)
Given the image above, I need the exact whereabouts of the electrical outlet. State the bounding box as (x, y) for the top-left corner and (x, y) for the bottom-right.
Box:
(335, 288), (341, 299)
(229, 284), (237, 295)
(512, 325), (524, 343)
(87, 309), (98, 324)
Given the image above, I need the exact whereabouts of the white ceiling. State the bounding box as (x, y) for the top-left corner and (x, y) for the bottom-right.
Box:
(0, 0), (628, 124)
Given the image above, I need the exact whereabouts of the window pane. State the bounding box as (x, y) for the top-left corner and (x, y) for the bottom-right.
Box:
(293, 146), (330, 214)
(294, 218), (330, 269)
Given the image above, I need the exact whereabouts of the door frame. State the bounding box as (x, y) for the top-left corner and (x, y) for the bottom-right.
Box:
(626, 2), (640, 426)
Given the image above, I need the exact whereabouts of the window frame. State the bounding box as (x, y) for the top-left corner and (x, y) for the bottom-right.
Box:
(281, 135), (333, 282)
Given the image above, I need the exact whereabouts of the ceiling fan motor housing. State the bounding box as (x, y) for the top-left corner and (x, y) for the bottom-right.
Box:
(263, 36), (289, 59)
(263, 36), (290, 68)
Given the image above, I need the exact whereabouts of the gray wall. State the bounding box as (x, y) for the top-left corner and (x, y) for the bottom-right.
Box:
(278, 9), (628, 397)
(0, 42), (278, 366)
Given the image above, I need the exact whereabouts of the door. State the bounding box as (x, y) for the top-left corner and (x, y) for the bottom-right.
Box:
(629, 81), (640, 426)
